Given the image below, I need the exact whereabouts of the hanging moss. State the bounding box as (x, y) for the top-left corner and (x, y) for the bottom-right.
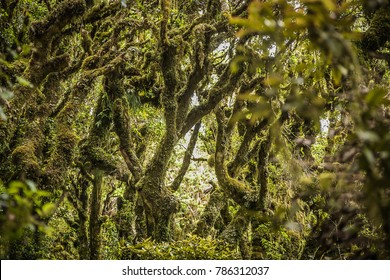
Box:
(79, 91), (120, 173)
(111, 95), (142, 181)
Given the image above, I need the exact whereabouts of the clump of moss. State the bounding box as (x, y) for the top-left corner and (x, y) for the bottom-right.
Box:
(57, 128), (78, 155)
(11, 142), (40, 176)
(44, 127), (78, 188)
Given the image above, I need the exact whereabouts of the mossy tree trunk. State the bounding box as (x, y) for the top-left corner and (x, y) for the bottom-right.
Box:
(89, 169), (103, 259)
(195, 188), (228, 237)
(76, 178), (90, 260)
(0, 0), (270, 254)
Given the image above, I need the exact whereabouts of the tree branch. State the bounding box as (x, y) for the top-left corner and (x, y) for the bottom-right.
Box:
(176, 24), (214, 132)
(169, 122), (201, 191)
(109, 87), (143, 183)
(179, 60), (244, 137)
(214, 107), (260, 210)
(228, 119), (268, 177)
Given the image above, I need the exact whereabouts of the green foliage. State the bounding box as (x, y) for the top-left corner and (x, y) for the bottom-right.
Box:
(254, 222), (303, 259)
(121, 235), (240, 260)
(0, 180), (54, 257)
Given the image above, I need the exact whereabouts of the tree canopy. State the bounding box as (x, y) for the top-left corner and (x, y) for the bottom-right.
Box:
(1, 0), (390, 260)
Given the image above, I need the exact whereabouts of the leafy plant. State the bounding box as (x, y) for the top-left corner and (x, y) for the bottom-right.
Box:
(0, 180), (55, 258)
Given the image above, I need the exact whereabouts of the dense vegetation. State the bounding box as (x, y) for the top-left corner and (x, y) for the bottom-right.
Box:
(0, 0), (389, 260)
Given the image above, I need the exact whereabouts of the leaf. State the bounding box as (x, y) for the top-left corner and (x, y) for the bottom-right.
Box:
(0, 58), (11, 67)
(264, 74), (282, 87)
(8, 181), (26, 195)
(363, 148), (375, 166)
(319, 172), (336, 190)
(337, 64), (348, 76)
(20, 44), (31, 56)
(41, 203), (56, 217)
(229, 17), (249, 27)
(237, 93), (260, 102)
(121, 0), (127, 8)
(0, 87), (14, 99)
(25, 180), (37, 192)
(16, 76), (34, 88)
(357, 130), (380, 144)
(332, 67), (342, 86)
(36, 190), (50, 197)
(0, 107), (6, 120)
(321, 0), (336, 11)
(230, 55), (246, 74)
(364, 87), (386, 107)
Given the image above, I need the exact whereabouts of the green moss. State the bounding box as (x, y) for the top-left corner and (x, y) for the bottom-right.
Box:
(81, 56), (100, 70)
(56, 130), (78, 159)
(11, 143), (40, 174)
(44, 125), (78, 187)
(10, 122), (45, 177)
(82, 146), (116, 170)
(252, 222), (303, 260)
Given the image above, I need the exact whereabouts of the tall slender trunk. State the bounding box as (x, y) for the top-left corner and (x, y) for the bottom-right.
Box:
(89, 169), (103, 259)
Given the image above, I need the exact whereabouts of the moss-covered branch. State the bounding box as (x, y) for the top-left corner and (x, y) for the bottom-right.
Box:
(179, 61), (244, 137)
(89, 169), (103, 259)
(214, 107), (261, 210)
(159, 34), (178, 138)
(111, 97), (143, 182)
(175, 24), (214, 131)
(29, 0), (85, 41)
(194, 187), (228, 237)
(228, 119), (268, 178)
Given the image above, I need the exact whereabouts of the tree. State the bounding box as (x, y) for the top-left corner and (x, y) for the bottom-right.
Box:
(1, 0), (389, 260)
